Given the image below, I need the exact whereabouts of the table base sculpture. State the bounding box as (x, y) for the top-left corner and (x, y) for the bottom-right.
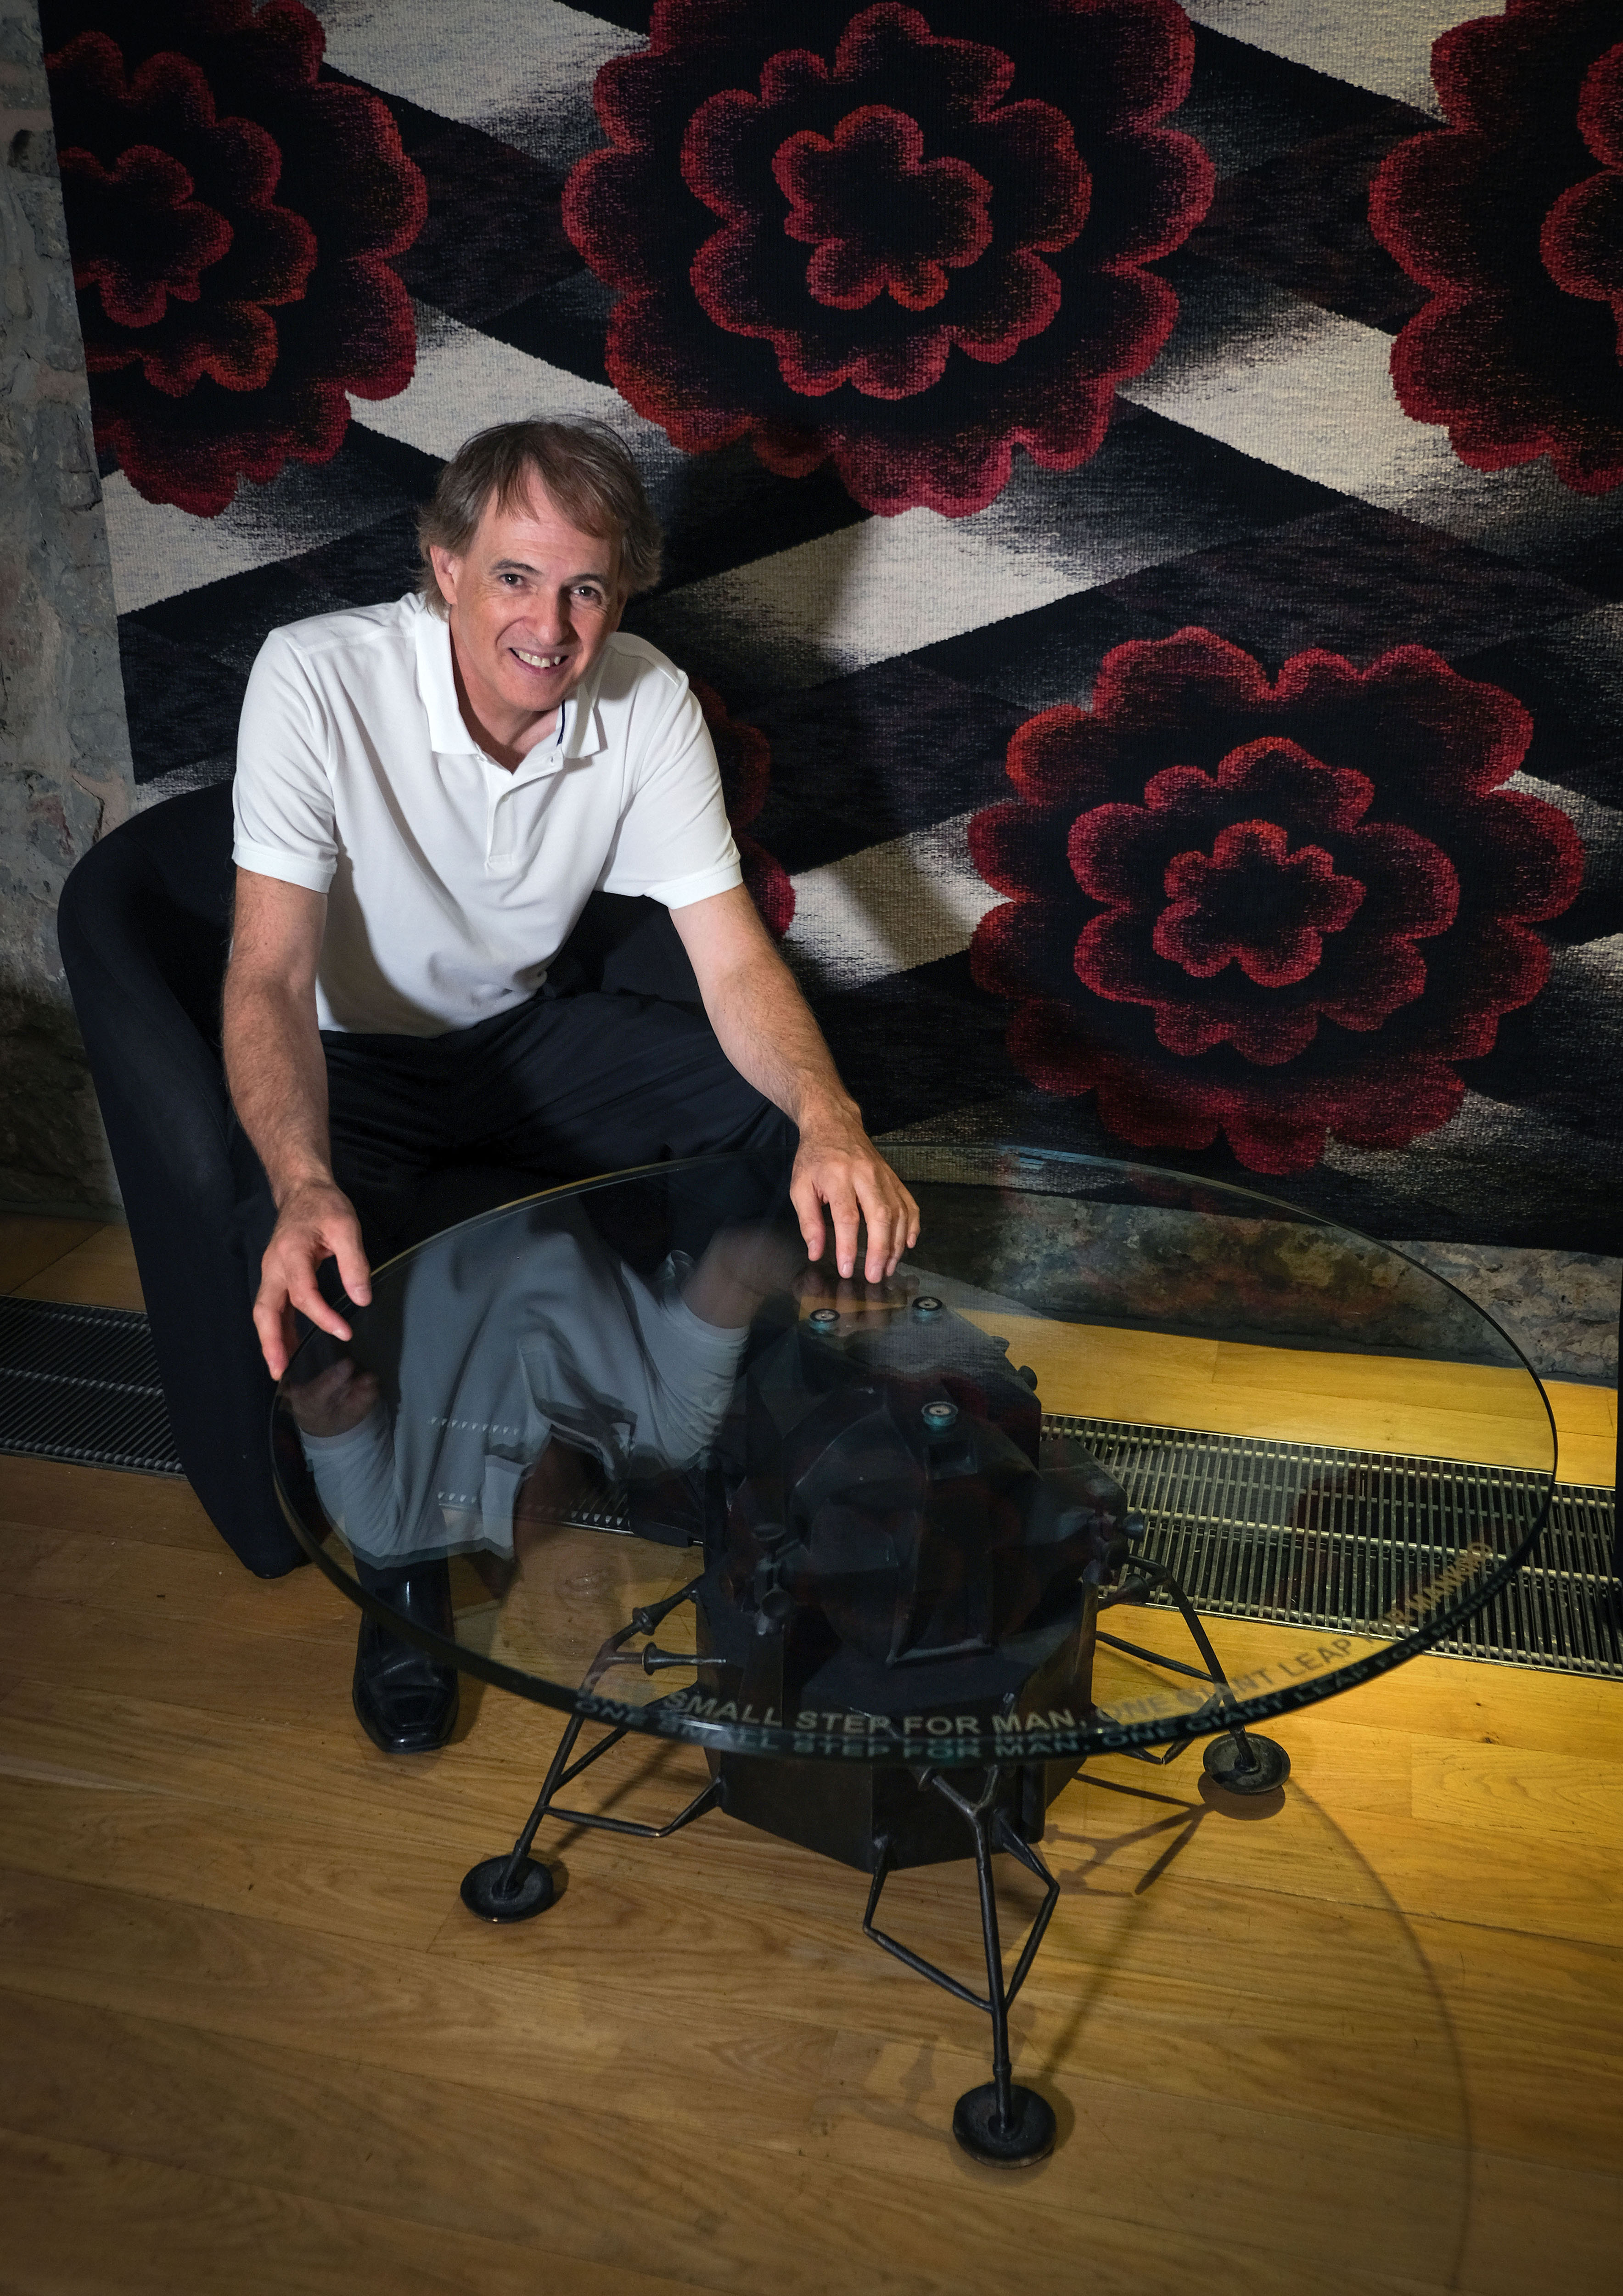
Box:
(460, 1550), (1287, 2168)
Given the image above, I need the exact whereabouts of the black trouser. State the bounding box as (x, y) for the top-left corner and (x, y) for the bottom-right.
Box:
(325, 985), (792, 1605)
(323, 984), (794, 1263)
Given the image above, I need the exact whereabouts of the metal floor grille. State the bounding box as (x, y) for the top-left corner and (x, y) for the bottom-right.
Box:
(1050, 1412), (1621, 1681)
(568, 1412), (1619, 1682)
(0, 1296), (181, 1474)
(0, 1299), (1614, 1675)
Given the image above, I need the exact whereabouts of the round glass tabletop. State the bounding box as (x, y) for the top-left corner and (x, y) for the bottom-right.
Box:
(271, 1144), (1555, 1769)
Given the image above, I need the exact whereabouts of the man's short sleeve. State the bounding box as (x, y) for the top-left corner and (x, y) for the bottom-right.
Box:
(597, 664), (743, 910)
(232, 629), (339, 894)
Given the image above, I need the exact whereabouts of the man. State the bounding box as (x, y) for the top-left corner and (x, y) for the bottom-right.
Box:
(223, 418), (918, 1753)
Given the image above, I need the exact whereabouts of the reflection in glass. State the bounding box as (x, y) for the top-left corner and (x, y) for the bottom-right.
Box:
(273, 1148), (1555, 1764)
(287, 1199), (780, 1575)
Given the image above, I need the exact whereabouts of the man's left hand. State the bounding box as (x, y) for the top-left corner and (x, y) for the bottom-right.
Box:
(791, 1119), (920, 1282)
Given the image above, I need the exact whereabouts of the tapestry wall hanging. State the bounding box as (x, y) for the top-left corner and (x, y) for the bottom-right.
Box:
(40, 0), (1623, 1250)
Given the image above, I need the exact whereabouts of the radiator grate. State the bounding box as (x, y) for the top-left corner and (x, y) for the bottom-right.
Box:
(0, 1296), (181, 1475)
(0, 1298), (1614, 1674)
(1049, 1412), (1620, 1680)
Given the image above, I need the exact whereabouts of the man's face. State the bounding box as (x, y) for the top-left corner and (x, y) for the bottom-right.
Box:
(430, 480), (623, 742)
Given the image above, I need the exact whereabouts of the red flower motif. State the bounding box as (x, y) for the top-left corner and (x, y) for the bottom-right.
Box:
(969, 632), (1584, 1175)
(564, 0), (1212, 516)
(776, 109), (1001, 320)
(44, 0), (427, 516)
(692, 679), (795, 938)
(1370, 0), (1623, 495)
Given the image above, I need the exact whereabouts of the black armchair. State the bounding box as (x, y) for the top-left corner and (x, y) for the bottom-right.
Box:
(57, 782), (702, 1578)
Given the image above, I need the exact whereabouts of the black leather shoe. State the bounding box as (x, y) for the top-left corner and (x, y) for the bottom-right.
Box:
(352, 1564), (460, 1754)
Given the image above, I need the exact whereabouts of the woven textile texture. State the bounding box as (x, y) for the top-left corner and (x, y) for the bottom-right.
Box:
(42, 0), (1623, 1250)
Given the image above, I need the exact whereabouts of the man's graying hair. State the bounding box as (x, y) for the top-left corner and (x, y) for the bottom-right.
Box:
(416, 419), (663, 611)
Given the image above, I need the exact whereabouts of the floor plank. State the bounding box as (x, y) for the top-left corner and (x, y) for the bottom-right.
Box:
(11, 1221), (145, 1310)
(0, 1216), (101, 1294)
(0, 2125), (706, 2296)
(958, 1307), (1608, 1475)
(0, 1986), (1478, 2296)
(3, 1526), (354, 1643)
(0, 1457), (210, 1547)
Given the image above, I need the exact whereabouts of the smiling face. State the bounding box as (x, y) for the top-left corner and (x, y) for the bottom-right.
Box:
(428, 479), (623, 760)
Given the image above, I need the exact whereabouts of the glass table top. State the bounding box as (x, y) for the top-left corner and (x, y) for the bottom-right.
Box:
(271, 1145), (1556, 1765)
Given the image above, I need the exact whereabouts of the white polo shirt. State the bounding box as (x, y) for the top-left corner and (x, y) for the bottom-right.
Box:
(232, 591), (742, 1035)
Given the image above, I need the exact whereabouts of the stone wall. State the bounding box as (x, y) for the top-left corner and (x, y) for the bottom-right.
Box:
(0, 0), (132, 1217)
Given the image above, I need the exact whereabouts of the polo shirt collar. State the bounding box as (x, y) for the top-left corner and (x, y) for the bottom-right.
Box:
(411, 593), (609, 765)
(560, 653), (609, 762)
(413, 594), (479, 755)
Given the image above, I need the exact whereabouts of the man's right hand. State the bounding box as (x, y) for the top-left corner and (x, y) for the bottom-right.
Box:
(226, 871), (363, 1380)
(254, 1180), (373, 1380)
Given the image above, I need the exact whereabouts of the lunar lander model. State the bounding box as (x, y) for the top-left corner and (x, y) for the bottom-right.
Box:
(460, 1287), (1288, 2167)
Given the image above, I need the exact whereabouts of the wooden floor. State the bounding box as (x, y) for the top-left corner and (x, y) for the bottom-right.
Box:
(1, 1216), (1620, 2295)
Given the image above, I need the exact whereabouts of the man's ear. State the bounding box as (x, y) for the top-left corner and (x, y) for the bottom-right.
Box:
(429, 544), (461, 607)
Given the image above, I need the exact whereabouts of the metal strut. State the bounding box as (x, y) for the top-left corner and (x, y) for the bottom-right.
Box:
(1096, 1553), (1291, 1792)
(460, 1578), (722, 1923)
(862, 1768), (1061, 2167)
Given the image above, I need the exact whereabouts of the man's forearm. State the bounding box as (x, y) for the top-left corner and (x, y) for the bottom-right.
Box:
(222, 971), (337, 1204)
(700, 941), (860, 1136)
(677, 885), (919, 1278)
(225, 873), (371, 1372)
